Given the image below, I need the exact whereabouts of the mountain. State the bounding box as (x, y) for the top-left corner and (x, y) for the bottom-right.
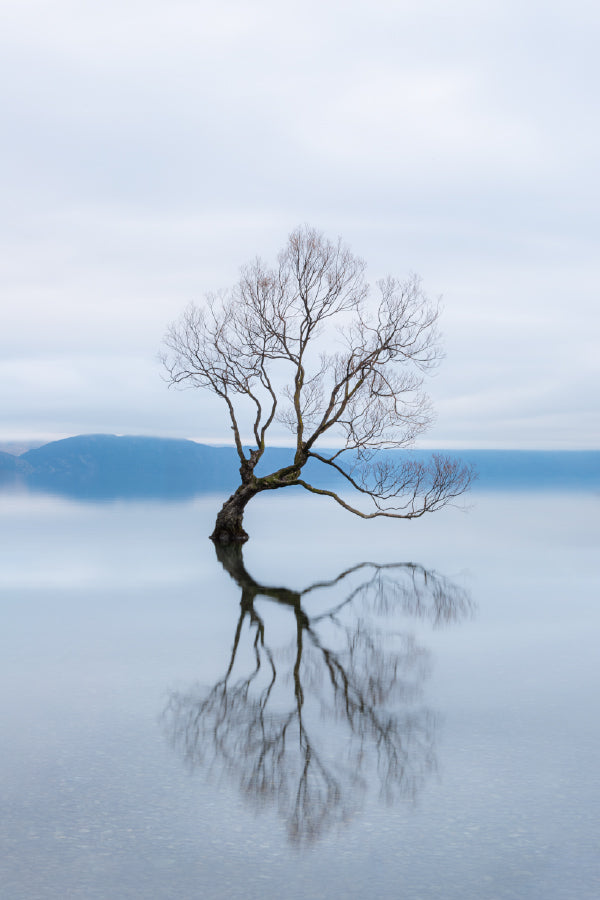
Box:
(0, 449), (32, 481)
(0, 450), (19, 471)
(459, 449), (600, 490)
(0, 434), (597, 500)
(0, 440), (45, 455)
(15, 435), (342, 499)
(19, 434), (241, 499)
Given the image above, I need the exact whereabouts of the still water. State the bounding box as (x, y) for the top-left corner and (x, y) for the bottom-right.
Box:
(0, 488), (598, 899)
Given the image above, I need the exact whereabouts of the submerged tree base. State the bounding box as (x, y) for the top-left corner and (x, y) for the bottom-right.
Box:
(209, 513), (250, 544)
(209, 527), (250, 544)
(209, 485), (257, 544)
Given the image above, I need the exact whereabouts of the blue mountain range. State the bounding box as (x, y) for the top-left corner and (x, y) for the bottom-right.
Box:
(0, 434), (598, 500)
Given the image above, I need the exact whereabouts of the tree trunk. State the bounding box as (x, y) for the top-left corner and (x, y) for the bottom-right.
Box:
(209, 484), (259, 544)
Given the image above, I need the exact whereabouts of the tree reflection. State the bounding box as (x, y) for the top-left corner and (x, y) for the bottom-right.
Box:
(162, 545), (473, 844)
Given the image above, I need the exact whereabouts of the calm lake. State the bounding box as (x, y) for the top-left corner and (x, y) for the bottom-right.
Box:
(1, 487), (598, 899)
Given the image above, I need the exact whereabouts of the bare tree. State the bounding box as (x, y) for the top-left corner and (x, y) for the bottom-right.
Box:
(162, 225), (474, 543)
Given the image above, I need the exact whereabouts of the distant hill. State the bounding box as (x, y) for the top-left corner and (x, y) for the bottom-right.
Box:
(0, 450), (19, 471)
(460, 449), (600, 490)
(0, 440), (45, 455)
(0, 434), (598, 500)
(19, 435), (242, 499)
(0, 449), (31, 479)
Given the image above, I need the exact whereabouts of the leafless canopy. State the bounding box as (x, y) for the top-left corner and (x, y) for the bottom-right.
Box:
(162, 225), (474, 542)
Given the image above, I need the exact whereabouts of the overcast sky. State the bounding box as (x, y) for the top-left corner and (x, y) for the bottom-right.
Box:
(1, 0), (598, 449)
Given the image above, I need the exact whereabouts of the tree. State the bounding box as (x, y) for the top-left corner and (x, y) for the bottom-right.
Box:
(162, 225), (474, 543)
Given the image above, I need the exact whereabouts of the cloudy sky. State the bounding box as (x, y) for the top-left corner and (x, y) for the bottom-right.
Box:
(1, 0), (598, 449)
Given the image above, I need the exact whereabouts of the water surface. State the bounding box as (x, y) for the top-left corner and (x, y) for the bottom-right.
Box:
(0, 488), (598, 898)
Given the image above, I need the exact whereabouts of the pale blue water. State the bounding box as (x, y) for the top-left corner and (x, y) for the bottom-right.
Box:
(0, 488), (598, 898)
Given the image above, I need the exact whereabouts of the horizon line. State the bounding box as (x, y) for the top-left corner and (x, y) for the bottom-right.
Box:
(1, 433), (599, 455)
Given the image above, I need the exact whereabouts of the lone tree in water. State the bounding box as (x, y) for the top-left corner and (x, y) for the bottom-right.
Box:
(162, 226), (473, 543)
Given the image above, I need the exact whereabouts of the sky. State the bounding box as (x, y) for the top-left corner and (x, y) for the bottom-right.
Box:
(1, 0), (598, 449)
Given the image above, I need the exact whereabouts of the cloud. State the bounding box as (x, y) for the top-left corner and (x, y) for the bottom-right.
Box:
(0, 0), (598, 447)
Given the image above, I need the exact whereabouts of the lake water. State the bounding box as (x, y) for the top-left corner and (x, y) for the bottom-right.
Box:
(0, 487), (598, 899)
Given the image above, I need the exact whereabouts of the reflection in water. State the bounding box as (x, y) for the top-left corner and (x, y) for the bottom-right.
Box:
(163, 546), (473, 845)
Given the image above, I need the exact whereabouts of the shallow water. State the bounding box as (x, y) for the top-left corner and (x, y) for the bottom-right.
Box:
(0, 488), (598, 898)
